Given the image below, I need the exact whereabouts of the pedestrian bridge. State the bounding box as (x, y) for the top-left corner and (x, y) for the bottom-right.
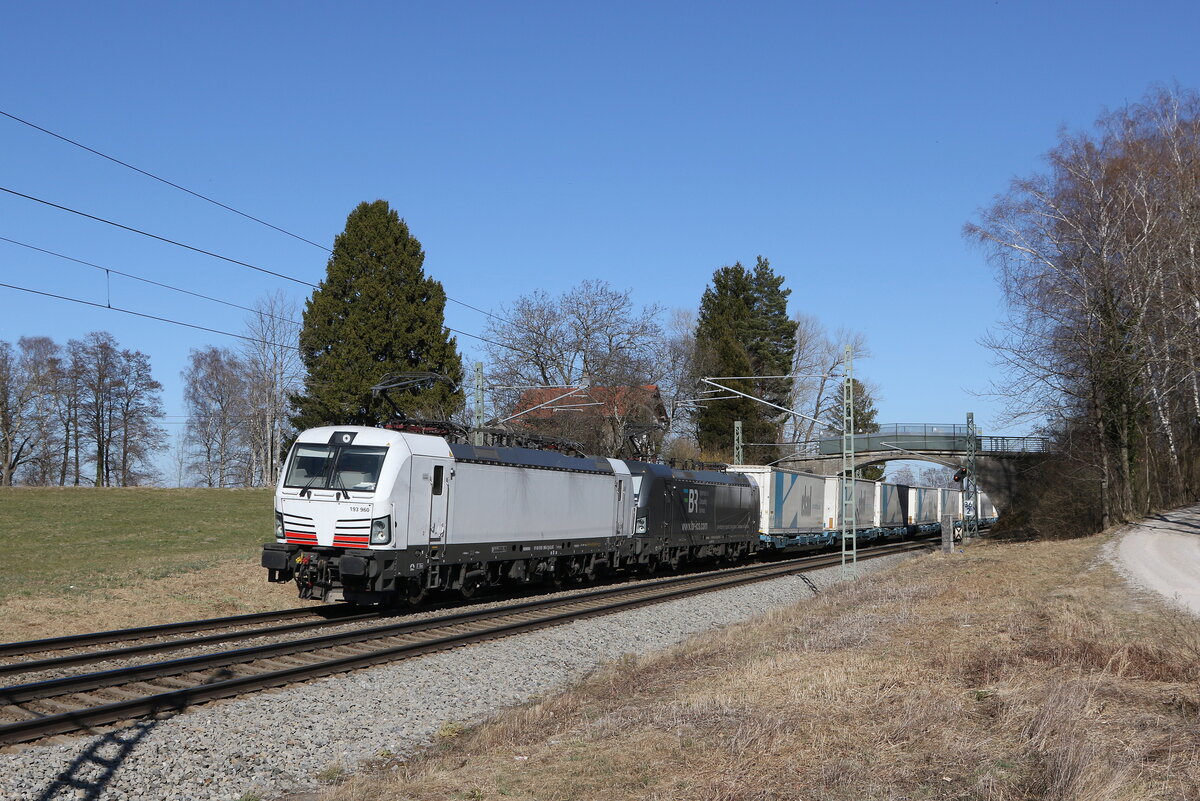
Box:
(816, 424), (1051, 459)
(784, 424), (1053, 511)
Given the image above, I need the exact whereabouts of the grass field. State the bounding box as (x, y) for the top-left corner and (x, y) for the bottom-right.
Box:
(0, 487), (304, 641)
(321, 533), (1200, 801)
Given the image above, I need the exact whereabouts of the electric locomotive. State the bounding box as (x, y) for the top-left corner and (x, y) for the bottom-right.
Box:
(625, 460), (759, 570)
(261, 426), (636, 604)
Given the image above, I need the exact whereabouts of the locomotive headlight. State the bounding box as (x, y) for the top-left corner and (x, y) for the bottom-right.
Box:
(370, 515), (391, 545)
(635, 516), (647, 534)
(275, 512), (285, 540)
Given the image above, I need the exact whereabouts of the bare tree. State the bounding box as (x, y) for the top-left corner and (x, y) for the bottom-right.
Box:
(171, 428), (188, 488)
(70, 332), (166, 486)
(484, 280), (664, 412)
(72, 332), (121, 487)
(17, 337), (65, 485)
(111, 349), (165, 486)
(657, 308), (700, 448)
(787, 314), (871, 448)
(967, 85), (1200, 525)
(183, 346), (249, 487)
(0, 340), (39, 485)
(240, 291), (303, 486)
(56, 346), (84, 486)
(919, 466), (956, 488)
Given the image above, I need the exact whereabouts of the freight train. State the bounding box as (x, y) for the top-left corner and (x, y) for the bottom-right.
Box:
(261, 426), (995, 605)
(732, 464), (997, 553)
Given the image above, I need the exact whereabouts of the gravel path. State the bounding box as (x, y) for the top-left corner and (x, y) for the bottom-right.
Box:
(0, 552), (914, 801)
(1112, 503), (1200, 617)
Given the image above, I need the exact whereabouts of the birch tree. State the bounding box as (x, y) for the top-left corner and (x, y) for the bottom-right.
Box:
(967, 85), (1200, 525)
(240, 292), (303, 486)
(0, 340), (38, 485)
(183, 346), (249, 487)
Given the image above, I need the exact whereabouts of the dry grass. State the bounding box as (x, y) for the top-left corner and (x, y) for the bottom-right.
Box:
(0, 559), (311, 643)
(317, 536), (1200, 801)
(0, 486), (308, 643)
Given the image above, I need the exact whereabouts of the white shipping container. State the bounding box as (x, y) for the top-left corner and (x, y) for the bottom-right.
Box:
(908, 486), (940, 525)
(878, 482), (905, 527)
(823, 476), (877, 530)
(938, 488), (963, 521)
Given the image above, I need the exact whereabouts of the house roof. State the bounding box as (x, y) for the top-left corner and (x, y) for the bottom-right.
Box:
(511, 384), (667, 423)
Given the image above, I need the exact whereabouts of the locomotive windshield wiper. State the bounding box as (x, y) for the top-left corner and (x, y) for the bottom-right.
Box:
(299, 473), (328, 498)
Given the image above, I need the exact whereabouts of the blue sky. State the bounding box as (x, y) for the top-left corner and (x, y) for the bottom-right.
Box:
(2, 1), (1197, 459)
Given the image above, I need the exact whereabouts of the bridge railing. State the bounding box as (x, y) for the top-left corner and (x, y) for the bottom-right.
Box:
(815, 425), (1052, 456)
(980, 435), (1051, 453)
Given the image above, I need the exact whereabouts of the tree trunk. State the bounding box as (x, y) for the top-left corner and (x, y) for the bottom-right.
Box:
(58, 415), (68, 486)
(1092, 391), (1112, 530)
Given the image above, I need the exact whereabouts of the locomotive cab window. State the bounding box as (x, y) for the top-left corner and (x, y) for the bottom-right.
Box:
(283, 444), (334, 488)
(330, 446), (387, 491)
(284, 443), (388, 492)
(432, 465), (444, 495)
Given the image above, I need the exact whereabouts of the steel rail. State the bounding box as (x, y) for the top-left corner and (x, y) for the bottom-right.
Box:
(0, 537), (930, 672)
(0, 604), (361, 658)
(1, 549), (885, 702)
(0, 610), (384, 679)
(0, 549), (862, 676)
(0, 540), (930, 745)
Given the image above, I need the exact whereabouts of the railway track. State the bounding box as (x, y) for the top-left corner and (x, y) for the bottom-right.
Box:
(0, 602), (367, 659)
(0, 540), (931, 746)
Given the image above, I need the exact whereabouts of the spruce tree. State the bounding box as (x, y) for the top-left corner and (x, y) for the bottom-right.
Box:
(694, 257), (796, 461)
(823, 378), (883, 480)
(292, 201), (463, 429)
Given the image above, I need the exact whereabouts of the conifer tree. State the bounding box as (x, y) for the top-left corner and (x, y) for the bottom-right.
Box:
(292, 201), (463, 429)
(694, 257), (796, 461)
(822, 377), (883, 480)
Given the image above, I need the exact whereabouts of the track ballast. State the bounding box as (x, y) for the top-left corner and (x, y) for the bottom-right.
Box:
(0, 540), (932, 746)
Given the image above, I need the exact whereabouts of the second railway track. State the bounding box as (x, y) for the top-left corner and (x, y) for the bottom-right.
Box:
(0, 540), (931, 746)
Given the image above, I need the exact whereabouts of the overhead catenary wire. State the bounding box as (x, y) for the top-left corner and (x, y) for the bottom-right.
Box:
(1, 110), (528, 331)
(0, 281), (300, 351)
(0, 236), (301, 326)
(0, 108), (330, 252)
(0, 278), (532, 362)
(0, 186), (318, 288)
(0, 186), (536, 338)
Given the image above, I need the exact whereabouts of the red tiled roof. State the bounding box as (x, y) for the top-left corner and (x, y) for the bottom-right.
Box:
(512, 384), (666, 422)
